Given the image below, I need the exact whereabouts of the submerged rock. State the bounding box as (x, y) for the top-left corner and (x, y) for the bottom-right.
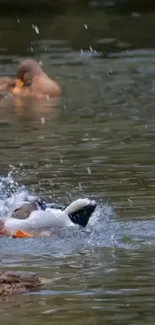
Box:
(0, 271), (42, 295)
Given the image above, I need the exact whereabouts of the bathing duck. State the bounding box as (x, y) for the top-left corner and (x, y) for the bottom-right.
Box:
(0, 198), (97, 238)
(0, 270), (41, 295)
(13, 59), (61, 99)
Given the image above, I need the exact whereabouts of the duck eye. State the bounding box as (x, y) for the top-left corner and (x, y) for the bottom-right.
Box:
(13, 208), (20, 213)
(24, 81), (31, 87)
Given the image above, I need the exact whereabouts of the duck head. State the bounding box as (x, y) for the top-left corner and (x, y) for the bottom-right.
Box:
(16, 59), (43, 86)
(12, 202), (38, 219)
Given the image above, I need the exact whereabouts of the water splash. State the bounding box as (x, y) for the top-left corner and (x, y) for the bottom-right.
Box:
(1, 168), (155, 263)
(0, 168), (37, 219)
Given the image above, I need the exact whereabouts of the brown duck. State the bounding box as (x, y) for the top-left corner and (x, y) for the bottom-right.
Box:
(0, 59), (61, 100)
(13, 59), (61, 99)
(0, 271), (42, 295)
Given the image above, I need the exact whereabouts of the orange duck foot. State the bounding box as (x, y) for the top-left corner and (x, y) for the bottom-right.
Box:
(12, 229), (34, 239)
(14, 58), (61, 99)
(0, 271), (41, 295)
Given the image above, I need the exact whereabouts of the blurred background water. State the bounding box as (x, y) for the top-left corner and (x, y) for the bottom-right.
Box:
(1, 4), (155, 324)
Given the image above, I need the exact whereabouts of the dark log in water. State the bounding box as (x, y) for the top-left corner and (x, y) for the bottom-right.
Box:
(0, 0), (154, 13)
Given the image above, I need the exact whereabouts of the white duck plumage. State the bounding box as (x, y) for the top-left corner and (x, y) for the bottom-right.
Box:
(4, 198), (97, 235)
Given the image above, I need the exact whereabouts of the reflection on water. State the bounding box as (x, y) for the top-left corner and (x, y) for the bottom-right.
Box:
(1, 8), (155, 325)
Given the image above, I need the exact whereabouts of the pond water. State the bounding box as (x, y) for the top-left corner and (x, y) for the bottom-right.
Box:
(1, 8), (155, 325)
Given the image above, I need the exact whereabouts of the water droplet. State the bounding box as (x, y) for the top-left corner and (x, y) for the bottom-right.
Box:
(84, 24), (88, 29)
(89, 46), (93, 52)
(128, 198), (133, 206)
(132, 12), (140, 18)
(17, 18), (20, 23)
(79, 182), (82, 190)
(41, 117), (45, 124)
(32, 24), (39, 34)
(87, 167), (91, 175)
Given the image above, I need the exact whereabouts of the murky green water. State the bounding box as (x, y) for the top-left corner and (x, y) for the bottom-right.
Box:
(1, 8), (155, 325)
